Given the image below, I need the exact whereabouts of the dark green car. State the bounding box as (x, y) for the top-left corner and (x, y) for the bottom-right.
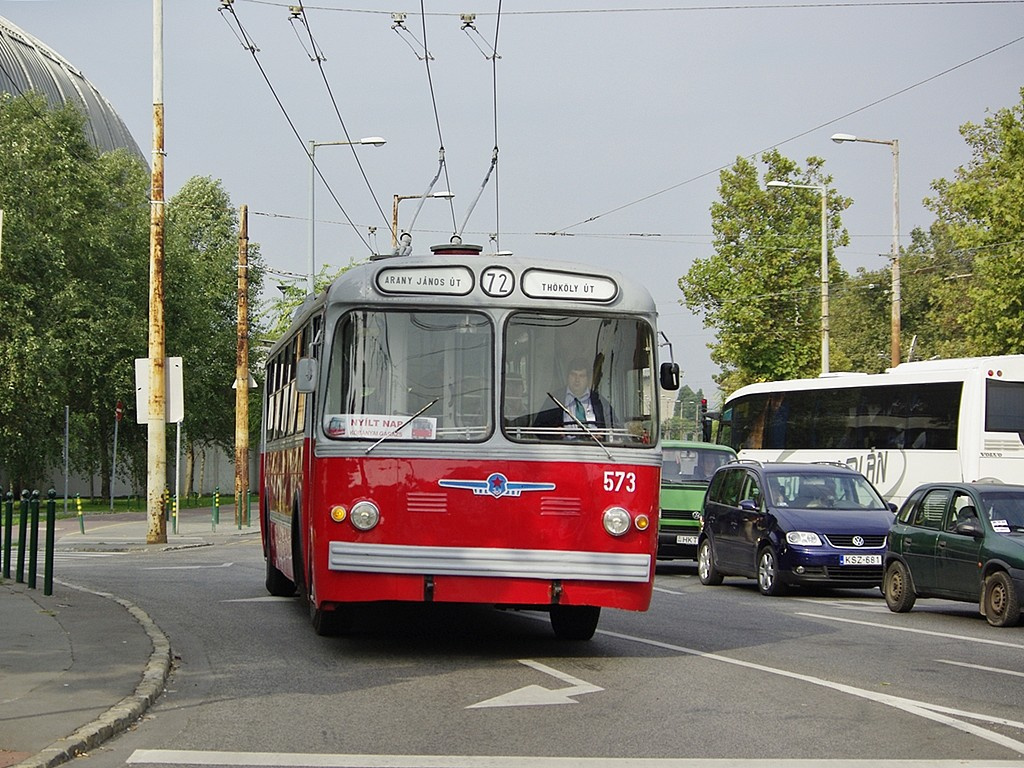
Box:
(658, 441), (736, 560)
(884, 482), (1024, 627)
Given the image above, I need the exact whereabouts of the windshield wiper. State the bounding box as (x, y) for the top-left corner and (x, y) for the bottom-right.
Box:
(364, 398), (439, 454)
(545, 392), (613, 459)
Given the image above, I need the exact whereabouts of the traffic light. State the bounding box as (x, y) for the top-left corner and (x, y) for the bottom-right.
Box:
(700, 398), (710, 442)
(700, 398), (708, 416)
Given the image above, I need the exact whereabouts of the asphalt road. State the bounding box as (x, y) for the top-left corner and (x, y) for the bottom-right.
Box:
(51, 538), (1024, 768)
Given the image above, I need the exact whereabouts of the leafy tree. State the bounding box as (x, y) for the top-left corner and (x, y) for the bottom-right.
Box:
(0, 93), (149, 490)
(164, 177), (265, 492)
(924, 87), (1024, 355)
(262, 261), (360, 342)
(679, 150), (850, 393)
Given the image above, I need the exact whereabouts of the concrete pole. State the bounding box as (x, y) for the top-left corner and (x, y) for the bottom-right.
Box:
(820, 189), (829, 375)
(235, 205), (250, 528)
(147, 0), (167, 544)
(890, 139), (901, 368)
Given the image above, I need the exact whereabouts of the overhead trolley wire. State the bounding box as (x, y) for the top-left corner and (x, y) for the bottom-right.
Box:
(234, 1), (1024, 14)
(289, 4), (392, 232)
(217, 0), (374, 255)
(545, 31), (1024, 236)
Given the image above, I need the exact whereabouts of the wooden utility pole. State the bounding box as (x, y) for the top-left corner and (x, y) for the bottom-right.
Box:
(146, 0), (167, 544)
(234, 205), (250, 527)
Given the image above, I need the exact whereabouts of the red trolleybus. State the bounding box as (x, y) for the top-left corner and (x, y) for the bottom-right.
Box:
(259, 242), (679, 639)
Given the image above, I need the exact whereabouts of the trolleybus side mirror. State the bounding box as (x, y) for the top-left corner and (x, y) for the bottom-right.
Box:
(297, 357), (318, 393)
(660, 362), (680, 391)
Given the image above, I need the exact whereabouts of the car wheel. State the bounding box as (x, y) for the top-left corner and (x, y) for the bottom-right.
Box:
(757, 545), (786, 596)
(697, 538), (723, 586)
(883, 560), (916, 613)
(983, 571), (1021, 627)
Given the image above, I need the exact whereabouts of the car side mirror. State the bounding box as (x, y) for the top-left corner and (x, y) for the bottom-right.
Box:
(955, 519), (984, 539)
(888, 502), (898, 514)
(739, 498), (758, 512)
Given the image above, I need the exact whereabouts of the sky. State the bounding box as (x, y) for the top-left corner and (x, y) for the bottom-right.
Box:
(2, 0), (1022, 400)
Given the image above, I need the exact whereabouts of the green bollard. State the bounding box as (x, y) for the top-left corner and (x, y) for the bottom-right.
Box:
(16, 490), (28, 583)
(76, 493), (85, 534)
(2, 490), (11, 579)
(44, 490), (56, 596)
(213, 487), (220, 530)
(173, 492), (178, 535)
(28, 491), (39, 589)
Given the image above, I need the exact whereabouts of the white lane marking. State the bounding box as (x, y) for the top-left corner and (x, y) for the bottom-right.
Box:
(466, 659), (603, 709)
(222, 596), (296, 603)
(791, 597), (890, 613)
(795, 612), (1024, 650)
(595, 627), (1024, 756)
(653, 586), (686, 595)
(937, 659), (1024, 679)
(143, 562), (234, 571)
(127, 751), (1024, 767)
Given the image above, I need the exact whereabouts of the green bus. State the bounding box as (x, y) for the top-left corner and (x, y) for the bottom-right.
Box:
(658, 441), (737, 560)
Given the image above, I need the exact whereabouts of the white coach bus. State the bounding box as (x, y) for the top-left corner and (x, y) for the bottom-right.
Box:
(716, 356), (1024, 505)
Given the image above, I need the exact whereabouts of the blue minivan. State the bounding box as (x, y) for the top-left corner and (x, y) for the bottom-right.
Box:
(697, 461), (895, 595)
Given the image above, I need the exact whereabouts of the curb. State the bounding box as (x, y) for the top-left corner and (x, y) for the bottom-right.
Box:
(12, 582), (173, 768)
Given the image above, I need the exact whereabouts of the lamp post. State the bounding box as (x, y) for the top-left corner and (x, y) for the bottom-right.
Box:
(767, 180), (830, 374)
(307, 136), (386, 294)
(391, 191), (455, 249)
(831, 133), (900, 368)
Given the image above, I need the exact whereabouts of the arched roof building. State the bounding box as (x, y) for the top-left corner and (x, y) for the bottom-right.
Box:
(0, 15), (144, 160)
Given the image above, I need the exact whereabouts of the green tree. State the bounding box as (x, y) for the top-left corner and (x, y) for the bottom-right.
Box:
(924, 87), (1024, 355)
(262, 262), (360, 343)
(164, 177), (265, 491)
(679, 150), (851, 393)
(0, 93), (149, 490)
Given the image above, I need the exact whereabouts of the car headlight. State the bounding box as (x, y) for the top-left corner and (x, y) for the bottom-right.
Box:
(786, 531), (822, 546)
(349, 500), (380, 531)
(603, 507), (631, 537)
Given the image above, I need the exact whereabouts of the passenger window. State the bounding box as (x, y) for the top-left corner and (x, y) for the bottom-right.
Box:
(741, 474), (762, 508)
(947, 492), (978, 532)
(913, 489), (950, 530)
(716, 469), (745, 507)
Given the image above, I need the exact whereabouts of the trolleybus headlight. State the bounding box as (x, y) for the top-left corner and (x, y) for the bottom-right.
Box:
(330, 505), (347, 523)
(350, 501), (380, 531)
(603, 507), (631, 537)
(634, 514), (651, 531)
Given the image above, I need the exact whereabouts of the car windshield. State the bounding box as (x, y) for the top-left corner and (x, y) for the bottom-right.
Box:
(979, 490), (1024, 534)
(662, 448), (732, 484)
(769, 472), (888, 511)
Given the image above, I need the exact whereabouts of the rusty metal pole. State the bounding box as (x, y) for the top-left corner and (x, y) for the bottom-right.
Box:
(234, 205), (250, 528)
(147, 0), (167, 544)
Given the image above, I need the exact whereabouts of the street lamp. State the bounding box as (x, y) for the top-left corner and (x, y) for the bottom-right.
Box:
(308, 136), (386, 294)
(767, 180), (830, 374)
(831, 132), (900, 368)
(391, 191), (454, 249)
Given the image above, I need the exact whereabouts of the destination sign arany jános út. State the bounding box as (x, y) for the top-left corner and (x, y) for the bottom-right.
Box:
(376, 266), (474, 296)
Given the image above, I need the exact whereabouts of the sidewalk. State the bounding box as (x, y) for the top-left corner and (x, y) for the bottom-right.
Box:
(0, 508), (259, 768)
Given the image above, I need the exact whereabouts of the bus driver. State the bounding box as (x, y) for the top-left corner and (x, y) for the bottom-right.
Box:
(534, 357), (611, 433)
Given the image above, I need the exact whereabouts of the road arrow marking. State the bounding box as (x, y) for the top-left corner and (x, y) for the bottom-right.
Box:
(466, 659), (603, 709)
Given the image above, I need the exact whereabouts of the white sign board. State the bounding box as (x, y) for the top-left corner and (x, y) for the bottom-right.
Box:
(520, 269), (618, 302)
(135, 357), (184, 424)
